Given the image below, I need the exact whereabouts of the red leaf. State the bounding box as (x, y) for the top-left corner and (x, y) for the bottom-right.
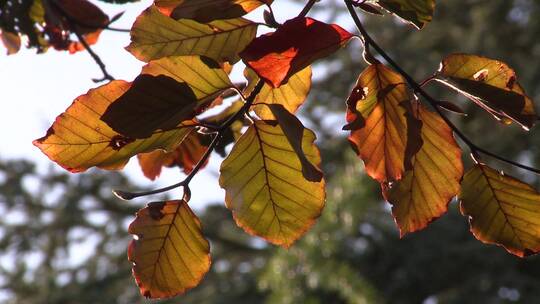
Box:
(240, 17), (353, 88)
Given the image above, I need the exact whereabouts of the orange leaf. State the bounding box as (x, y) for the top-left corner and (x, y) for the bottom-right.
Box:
(345, 63), (417, 183)
(460, 164), (540, 257)
(128, 200), (210, 299)
(138, 130), (210, 180)
(383, 103), (463, 236)
(240, 17), (353, 88)
(33, 80), (195, 173)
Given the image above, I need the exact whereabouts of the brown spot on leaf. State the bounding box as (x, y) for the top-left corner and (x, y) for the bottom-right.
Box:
(506, 75), (516, 90)
(109, 135), (135, 150)
(147, 201), (167, 220)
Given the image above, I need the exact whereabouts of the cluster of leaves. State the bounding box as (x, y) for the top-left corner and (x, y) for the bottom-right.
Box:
(0, 0), (135, 55)
(30, 0), (540, 300)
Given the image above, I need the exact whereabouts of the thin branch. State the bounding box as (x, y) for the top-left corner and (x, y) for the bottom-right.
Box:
(344, 0), (540, 175)
(114, 80), (266, 201)
(51, 1), (115, 83)
(71, 30), (115, 83)
(299, 0), (318, 18)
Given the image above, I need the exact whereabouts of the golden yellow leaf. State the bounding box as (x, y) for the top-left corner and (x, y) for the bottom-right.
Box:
(126, 6), (258, 63)
(33, 80), (195, 173)
(244, 66), (312, 120)
(128, 200), (210, 299)
(460, 164), (540, 257)
(219, 120), (325, 247)
(384, 103), (463, 236)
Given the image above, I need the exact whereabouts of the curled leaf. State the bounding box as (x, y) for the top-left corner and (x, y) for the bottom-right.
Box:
(437, 54), (537, 130)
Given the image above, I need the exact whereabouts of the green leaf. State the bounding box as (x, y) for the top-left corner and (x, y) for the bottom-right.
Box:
(219, 120), (325, 247)
(384, 103), (463, 236)
(437, 54), (537, 130)
(128, 200), (211, 299)
(460, 164), (540, 257)
(101, 55), (233, 139)
(377, 0), (436, 29)
(126, 6), (258, 63)
(33, 80), (195, 173)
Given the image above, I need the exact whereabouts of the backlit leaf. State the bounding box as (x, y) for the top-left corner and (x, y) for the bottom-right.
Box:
(268, 104), (323, 182)
(384, 103), (463, 236)
(0, 31), (21, 55)
(240, 17), (353, 88)
(437, 54), (537, 130)
(138, 130), (210, 180)
(128, 200), (210, 299)
(219, 120), (325, 247)
(460, 164), (540, 257)
(244, 66), (312, 120)
(127, 6), (258, 63)
(376, 0), (435, 29)
(169, 0), (272, 23)
(345, 63), (416, 183)
(33, 80), (195, 173)
(101, 55), (233, 139)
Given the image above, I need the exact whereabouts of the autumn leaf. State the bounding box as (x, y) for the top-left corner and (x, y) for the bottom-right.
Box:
(244, 66), (312, 120)
(383, 102), (463, 236)
(437, 54), (537, 130)
(460, 164), (540, 257)
(128, 200), (211, 299)
(43, 0), (109, 53)
(101, 55), (233, 139)
(138, 130), (210, 180)
(240, 17), (353, 88)
(33, 80), (195, 173)
(127, 6), (258, 63)
(376, 0), (435, 29)
(0, 31), (21, 55)
(219, 120), (325, 247)
(168, 0), (272, 23)
(267, 104), (323, 182)
(345, 63), (417, 183)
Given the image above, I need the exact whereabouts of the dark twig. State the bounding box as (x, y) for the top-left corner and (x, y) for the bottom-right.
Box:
(344, 0), (540, 175)
(51, 1), (115, 82)
(299, 0), (318, 18)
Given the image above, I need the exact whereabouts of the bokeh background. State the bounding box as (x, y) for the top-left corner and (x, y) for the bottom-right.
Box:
(2, 0), (540, 303)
